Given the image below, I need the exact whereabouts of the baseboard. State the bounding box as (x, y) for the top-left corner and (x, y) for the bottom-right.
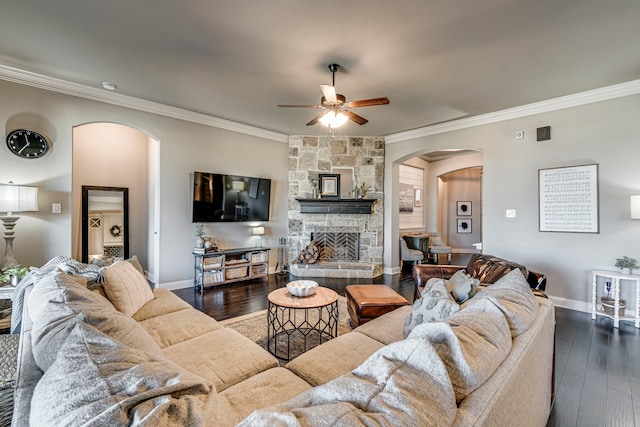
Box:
(385, 266), (402, 275)
(158, 279), (193, 291)
(549, 295), (636, 318)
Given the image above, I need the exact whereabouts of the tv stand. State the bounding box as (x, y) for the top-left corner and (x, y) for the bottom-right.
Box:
(193, 247), (270, 294)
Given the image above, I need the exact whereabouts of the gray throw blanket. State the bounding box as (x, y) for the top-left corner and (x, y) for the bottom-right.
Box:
(240, 296), (513, 426)
(10, 256), (101, 334)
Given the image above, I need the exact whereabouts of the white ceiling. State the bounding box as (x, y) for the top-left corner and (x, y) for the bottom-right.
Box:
(1, 0), (639, 137)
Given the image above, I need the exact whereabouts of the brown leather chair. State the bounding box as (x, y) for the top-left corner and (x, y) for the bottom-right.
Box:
(412, 253), (547, 301)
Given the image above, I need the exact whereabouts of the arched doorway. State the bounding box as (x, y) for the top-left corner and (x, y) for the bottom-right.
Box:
(71, 123), (160, 284)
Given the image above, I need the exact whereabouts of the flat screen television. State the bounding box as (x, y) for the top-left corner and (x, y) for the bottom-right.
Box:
(192, 171), (271, 222)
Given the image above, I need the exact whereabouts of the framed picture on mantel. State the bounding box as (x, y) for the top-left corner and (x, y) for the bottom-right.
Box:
(319, 174), (340, 198)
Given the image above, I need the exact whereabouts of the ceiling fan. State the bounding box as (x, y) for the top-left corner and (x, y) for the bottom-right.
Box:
(278, 63), (390, 128)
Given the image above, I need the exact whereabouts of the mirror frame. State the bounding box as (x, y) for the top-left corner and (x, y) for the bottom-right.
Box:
(81, 185), (130, 263)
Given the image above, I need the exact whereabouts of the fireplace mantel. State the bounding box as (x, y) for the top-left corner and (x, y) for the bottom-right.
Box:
(296, 198), (377, 214)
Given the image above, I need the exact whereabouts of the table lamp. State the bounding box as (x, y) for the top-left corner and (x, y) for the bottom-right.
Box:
(0, 183), (39, 269)
(252, 226), (265, 248)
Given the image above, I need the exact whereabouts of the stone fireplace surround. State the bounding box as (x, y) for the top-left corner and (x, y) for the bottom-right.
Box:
(287, 135), (384, 278)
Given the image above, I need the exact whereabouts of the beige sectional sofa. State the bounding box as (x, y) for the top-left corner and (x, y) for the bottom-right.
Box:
(13, 257), (555, 426)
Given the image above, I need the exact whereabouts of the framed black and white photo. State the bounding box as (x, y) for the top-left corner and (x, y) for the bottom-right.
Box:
(457, 201), (471, 216)
(319, 174), (340, 198)
(538, 164), (599, 233)
(457, 219), (472, 233)
(399, 183), (414, 213)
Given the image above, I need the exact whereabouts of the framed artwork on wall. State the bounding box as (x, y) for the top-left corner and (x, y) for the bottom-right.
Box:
(457, 201), (471, 216)
(457, 219), (472, 233)
(319, 174), (340, 198)
(538, 164), (599, 233)
(399, 183), (414, 212)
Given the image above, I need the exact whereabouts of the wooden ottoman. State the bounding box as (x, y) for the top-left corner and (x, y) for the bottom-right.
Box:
(345, 285), (410, 327)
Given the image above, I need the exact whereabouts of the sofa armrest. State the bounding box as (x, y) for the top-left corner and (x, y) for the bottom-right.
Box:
(412, 264), (466, 301)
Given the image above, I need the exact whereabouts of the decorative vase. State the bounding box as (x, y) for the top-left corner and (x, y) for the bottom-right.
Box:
(196, 237), (204, 248)
(621, 267), (631, 275)
(204, 240), (213, 249)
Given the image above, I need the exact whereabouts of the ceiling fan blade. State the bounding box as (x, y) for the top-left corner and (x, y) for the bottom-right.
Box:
(306, 113), (325, 126)
(344, 110), (368, 125)
(277, 104), (324, 108)
(320, 85), (338, 103)
(347, 97), (390, 108)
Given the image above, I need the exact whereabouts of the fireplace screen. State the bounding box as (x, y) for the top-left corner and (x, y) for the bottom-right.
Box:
(311, 227), (360, 262)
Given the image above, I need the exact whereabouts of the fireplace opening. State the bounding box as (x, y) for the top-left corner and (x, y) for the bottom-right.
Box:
(310, 227), (360, 262)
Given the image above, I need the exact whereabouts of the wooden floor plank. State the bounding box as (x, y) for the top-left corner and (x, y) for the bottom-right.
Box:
(577, 366), (608, 427)
(606, 388), (635, 427)
(548, 372), (583, 427)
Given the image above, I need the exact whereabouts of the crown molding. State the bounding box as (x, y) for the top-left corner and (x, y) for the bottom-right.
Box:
(0, 64), (288, 143)
(385, 79), (640, 144)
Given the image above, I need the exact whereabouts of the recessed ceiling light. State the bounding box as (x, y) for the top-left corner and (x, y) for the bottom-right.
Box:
(101, 81), (117, 91)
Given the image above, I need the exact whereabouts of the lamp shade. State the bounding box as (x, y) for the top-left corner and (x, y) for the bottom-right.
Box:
(631, 195), (640, 219)
(0, 184), (39, 215)
(319, 111), (348, 128)
(252, 226), (265, 236)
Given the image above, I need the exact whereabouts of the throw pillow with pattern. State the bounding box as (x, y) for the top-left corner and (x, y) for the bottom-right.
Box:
(404, 278), (460, 338)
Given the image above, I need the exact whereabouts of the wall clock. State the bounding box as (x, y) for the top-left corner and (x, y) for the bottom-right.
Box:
(6, 129), (51, 159)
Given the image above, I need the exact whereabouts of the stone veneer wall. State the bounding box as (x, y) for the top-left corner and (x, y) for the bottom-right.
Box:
(288, 135), (385, 265)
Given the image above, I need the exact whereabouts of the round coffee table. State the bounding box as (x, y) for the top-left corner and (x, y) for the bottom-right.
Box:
(267, 286), (339, 360)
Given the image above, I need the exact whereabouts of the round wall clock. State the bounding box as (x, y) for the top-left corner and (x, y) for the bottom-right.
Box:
(6, 129), (51, 159)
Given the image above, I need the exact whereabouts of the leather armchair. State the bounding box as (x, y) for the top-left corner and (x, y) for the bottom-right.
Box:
(412, 253), (547, 301)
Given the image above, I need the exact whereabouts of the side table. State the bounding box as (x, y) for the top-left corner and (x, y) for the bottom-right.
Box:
(591, 270), (640, 328)
(267, 287), (338, 360)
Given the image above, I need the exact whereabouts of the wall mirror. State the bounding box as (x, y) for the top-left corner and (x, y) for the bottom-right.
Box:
(81, 186), (129, 263)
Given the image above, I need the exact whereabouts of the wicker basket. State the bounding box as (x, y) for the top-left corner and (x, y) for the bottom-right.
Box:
(601, 297), (626, 316)
(226, 266), (248, 280)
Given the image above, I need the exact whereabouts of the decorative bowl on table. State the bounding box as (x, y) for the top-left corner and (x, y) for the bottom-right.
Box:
(286, 280), (318, 297)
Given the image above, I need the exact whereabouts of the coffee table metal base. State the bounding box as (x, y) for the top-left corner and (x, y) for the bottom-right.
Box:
(267, 299), (338, 361)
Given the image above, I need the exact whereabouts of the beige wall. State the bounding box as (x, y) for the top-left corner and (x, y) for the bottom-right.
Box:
(72, 123), (151, 271)
(385, 94), (640, 311)
(0, 80), (288, 288)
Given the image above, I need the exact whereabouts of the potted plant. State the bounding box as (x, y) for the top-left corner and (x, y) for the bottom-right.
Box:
(615, 256), (638, 274)
(0, 265), (33, 286)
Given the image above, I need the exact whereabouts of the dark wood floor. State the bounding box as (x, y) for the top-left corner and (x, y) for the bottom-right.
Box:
(173, 257), (640, 427)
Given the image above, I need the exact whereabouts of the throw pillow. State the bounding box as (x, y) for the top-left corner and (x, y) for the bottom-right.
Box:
(28, 271), (118, 371)
(472, 268), (538, 337)
(30, 322), (218, 427)
(446, 270), (479, 304)
(404, 278), (460, 338)
(101, 260), (154, 316)
(125, 255), (145, 276)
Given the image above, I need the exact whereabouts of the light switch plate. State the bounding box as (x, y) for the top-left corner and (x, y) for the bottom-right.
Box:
(52, 203), (61, 214)
(506, 209), (516, 218)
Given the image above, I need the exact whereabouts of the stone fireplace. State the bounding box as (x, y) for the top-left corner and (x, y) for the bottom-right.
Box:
(287, 135), (384, 278)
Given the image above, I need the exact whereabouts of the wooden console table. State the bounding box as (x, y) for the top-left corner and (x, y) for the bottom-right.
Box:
(591, 270), (640, 328)
(193, 247), (270, 294)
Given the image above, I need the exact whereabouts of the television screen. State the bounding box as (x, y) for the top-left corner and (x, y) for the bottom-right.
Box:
(192, 171), (271, 222)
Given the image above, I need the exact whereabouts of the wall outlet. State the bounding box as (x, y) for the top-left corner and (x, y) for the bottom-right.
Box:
(506, 209), (516, 218)
(52, 203), (61, 214)
(515, 131), (524, 140)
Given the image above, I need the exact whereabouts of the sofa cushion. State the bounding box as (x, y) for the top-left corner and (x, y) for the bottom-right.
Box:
(139, 308), (221, 348)
(132, 288), (192, 321)
(30, 322), (229, 427)
(404, 278), (460, 338)
(285, 331), (385, 386)
(472, 268), (539, 337)
(355, 305), (412, 345)
(220, 367), (312, 425)
(409, 296), (512, 403)
(28, 271), (163, 372)
(162, 328), (279, 392)
(101, 260), (154, 316)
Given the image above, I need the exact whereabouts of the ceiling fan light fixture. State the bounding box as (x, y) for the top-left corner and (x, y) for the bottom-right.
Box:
(319, 111), (348, 128)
